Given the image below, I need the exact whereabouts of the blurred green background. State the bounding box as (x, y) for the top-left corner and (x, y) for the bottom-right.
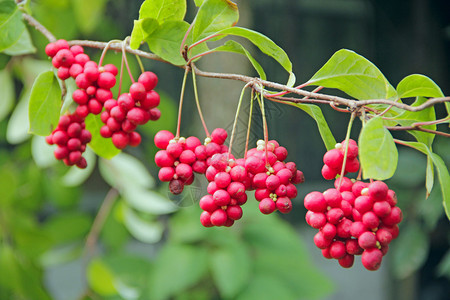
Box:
(0, 0), (449, 299)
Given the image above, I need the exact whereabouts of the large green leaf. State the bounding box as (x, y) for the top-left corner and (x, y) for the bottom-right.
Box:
(0, 68), (14, 122)
(396, 74), (444, 99)
(0, 0), (25, 52)
(210, 239), (251, 299)
(146, 244), (209, 300)
(192, 0), (238, 42)
(122, 204), (164, 243)
(6, 89), (31, 144)
(85, 114), (121, 159)
(359, 116), (398, 180)
(395, 141), (450, 220)
(28, 71), (61, 136)
(214, 27), (295, 86)
(145, 20), (190, 65)
(129, 18), (159, 49)
(391, 223), (429, 279)
(307, 49), (397, 100)
(290, 103), (336, 150)
(139, 0), (187, 23)
(3, 28), (36, 56)
(87, 258), (118, 296)
(210, 40), (266, 80)
(394, 96), (436, 146)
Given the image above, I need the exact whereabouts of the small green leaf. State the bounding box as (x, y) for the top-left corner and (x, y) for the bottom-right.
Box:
(210, 240), (251, 299)
(291, 103), (336, 150)
(307, 49), (397, 100)
(396, 74), (444, 99)
(130, 18), (159, 50)
(123, 204), (163, 243)
(122, 185), (178, 215)
(145, 20), (190, 65)
(391, 223), (429, 279)
(60, 147), (96, 186)
(28, 71), (61, 136)
(426, 154), (434, 197)
(3, 28), (36, 56)
(31, 135), (57, 168)
(215, 27), (295, 85)
(139, 0), (187, 23)
(192, 0), (238, 42)
(211, 40), (266, 80)
(85, 114), (120, 159)
(0, 68), (14, 122)
(0, 1), (25, 52)
(437, 249), (450, 280)
(146, 244), (209, 300)
(359, 116), (398, 180)
(87, 258), (118, 296)
(6, 88), (31, 144)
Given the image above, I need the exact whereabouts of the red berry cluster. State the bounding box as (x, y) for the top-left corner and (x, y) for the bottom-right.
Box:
(45, 113), (91, 168)
(199, 153), (247, 227)
(322, 139), (360, 180)
(198, 138), (304, 227)
(99, 72), (160, 149)
(154, 128), (229, 195)
(304, 140), (402, 270)
(246, 140), (304, 215)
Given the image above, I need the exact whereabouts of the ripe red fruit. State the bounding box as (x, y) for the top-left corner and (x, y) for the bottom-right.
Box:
(111, 131), (129, 149)
(304, 191), (327, 212)
(226, 205), (243, 220)
(158, 167), (175, 182)
(127, 107), (148, 125)
(358, 231), (377, 249)
(276, 197), (292, 213)
(210, 209), (228, 226)
(368, 181), (389, 201)
(130, 82), (147, 101)
(128, 132), (141, 147)
(338, 254), (355, 268)
(329, 241), (346, 259)
(103, 64), (118, 76)
(213, 189), (231, 206)
(259, 198), (276, 214)
(154, 130), (174, 149)
(200, 211), (213, 227)
(361, 248), (383, 271)
(323, 149), (344, 170)
(211, 128), (228, 145)
(140, 90), (160, 110)
(138, 71), (158, 91)
(97, 72), (116, 89)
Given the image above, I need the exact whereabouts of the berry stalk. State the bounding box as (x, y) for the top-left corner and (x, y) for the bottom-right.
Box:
(228, 82), (252, 159)
(337, 112), (357, 190)
(191, 67), (210, 137)
(175, 67), (190, 138)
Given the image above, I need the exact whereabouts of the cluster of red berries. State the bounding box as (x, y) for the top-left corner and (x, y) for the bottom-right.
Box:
(99, 72), (160, 149)
(322, 139), (360, 180)
(45, 113), (91, 168)
(154, 128), (228, 195)
(304, 139), (402, 270)
(44, 39), (161, 168)
(247, 140), (304, 215)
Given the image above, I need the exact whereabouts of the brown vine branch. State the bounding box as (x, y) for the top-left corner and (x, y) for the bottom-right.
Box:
(21, 13), (56, 42)
(386, 125), (450, 138)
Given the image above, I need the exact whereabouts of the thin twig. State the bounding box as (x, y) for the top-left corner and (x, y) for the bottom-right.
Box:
(22, 13), (56, 42)
(387, 126), (450, 138)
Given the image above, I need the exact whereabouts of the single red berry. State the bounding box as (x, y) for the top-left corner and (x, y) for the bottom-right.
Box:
(345, 157), (360, 173)
(226, 205), (243, 220)
(321, 164), (338, 180)
(154, 130), (174, 149)
(200, 211), (213, 227)
(358, 231), (377, 249)
(54, 146), (69, 160)
(276, 197), (292, 213)
(309, 212), (327, 229)
(154, 150), (175, 168)
(127, 107), (148, 125)
(210, 209), (228, 226)
(97, 72), (116, 89)
(199, 195), (218, 212)
(96, 89), (113, 103)
(112, 131), (129, 149)
(259, 198), (276, 214)
(140, 90), (160, 110)
(368, 181), (389, 202)
(323, 149), (344, 170)
(130, 82), (147, 101)
(361, 248), (383, 271)
(338, 254), (355, 268)
(213, 189), (231, 206)
(304, 191), (327, 212)
(329, 241), (346, 259)
(128, 132), (141, 147)
(138, 71), (158, 91)
(169, 179), (184, 195)
(72, 89), (89, 105)
(103, 64), (118, 76)
(321, 222), (337, 239)
(313, 231), (332, 249)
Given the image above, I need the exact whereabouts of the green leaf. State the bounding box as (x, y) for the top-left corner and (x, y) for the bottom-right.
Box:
(0, 1), (25, 52)
(39, 242), (83, 267)
(210, 40), (266, 80)
(60, 147), (96, 186)
(98, 153), (155, 190)
(146, 244), (209, 300)
(394, 97), (436, 146)
(192, 0), (238, 42)
(139, 0), (187, 23)
(31, 135), (57, 168)
(393, 141), (450, 220)
(87, 258), (118, 296)
(307, 49), (397, 100)
(0, 68), (14, 122)
(145, 20), (190, 65)
(391, 223), (429, 279)
(419, 185), (443, 230)
(0, 165), (18, 206)
(359, 116), (398, 180)
(123, 204), (164, 243)
(193, 0), (205, 6)
(43, 212), (92, 244)
(396, 74), (444, 99)
(426, 155), (434, 198)
(85, 114), (120, 159)
(130, 18), (159, 50)
(215, 27), (295, 86)
(6, 88), (31, 144)
(291, 103), (336, 150)
(28, 71), (61, 136)
(3, 28), (36, 56)
(236, 274), (298, 300)
(122, 185), (178, 215)
(437, 249), (450, 280)
(71, 0), (108, 34)
(210, 239), (251, 298)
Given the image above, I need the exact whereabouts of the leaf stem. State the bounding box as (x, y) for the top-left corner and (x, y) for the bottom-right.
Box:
(98, 39), (122, 67)
(228, 82), (252, 159)
(337, 112), (356, 190)
(176, 67), (190, 138)
(191, 64), (210, 137)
